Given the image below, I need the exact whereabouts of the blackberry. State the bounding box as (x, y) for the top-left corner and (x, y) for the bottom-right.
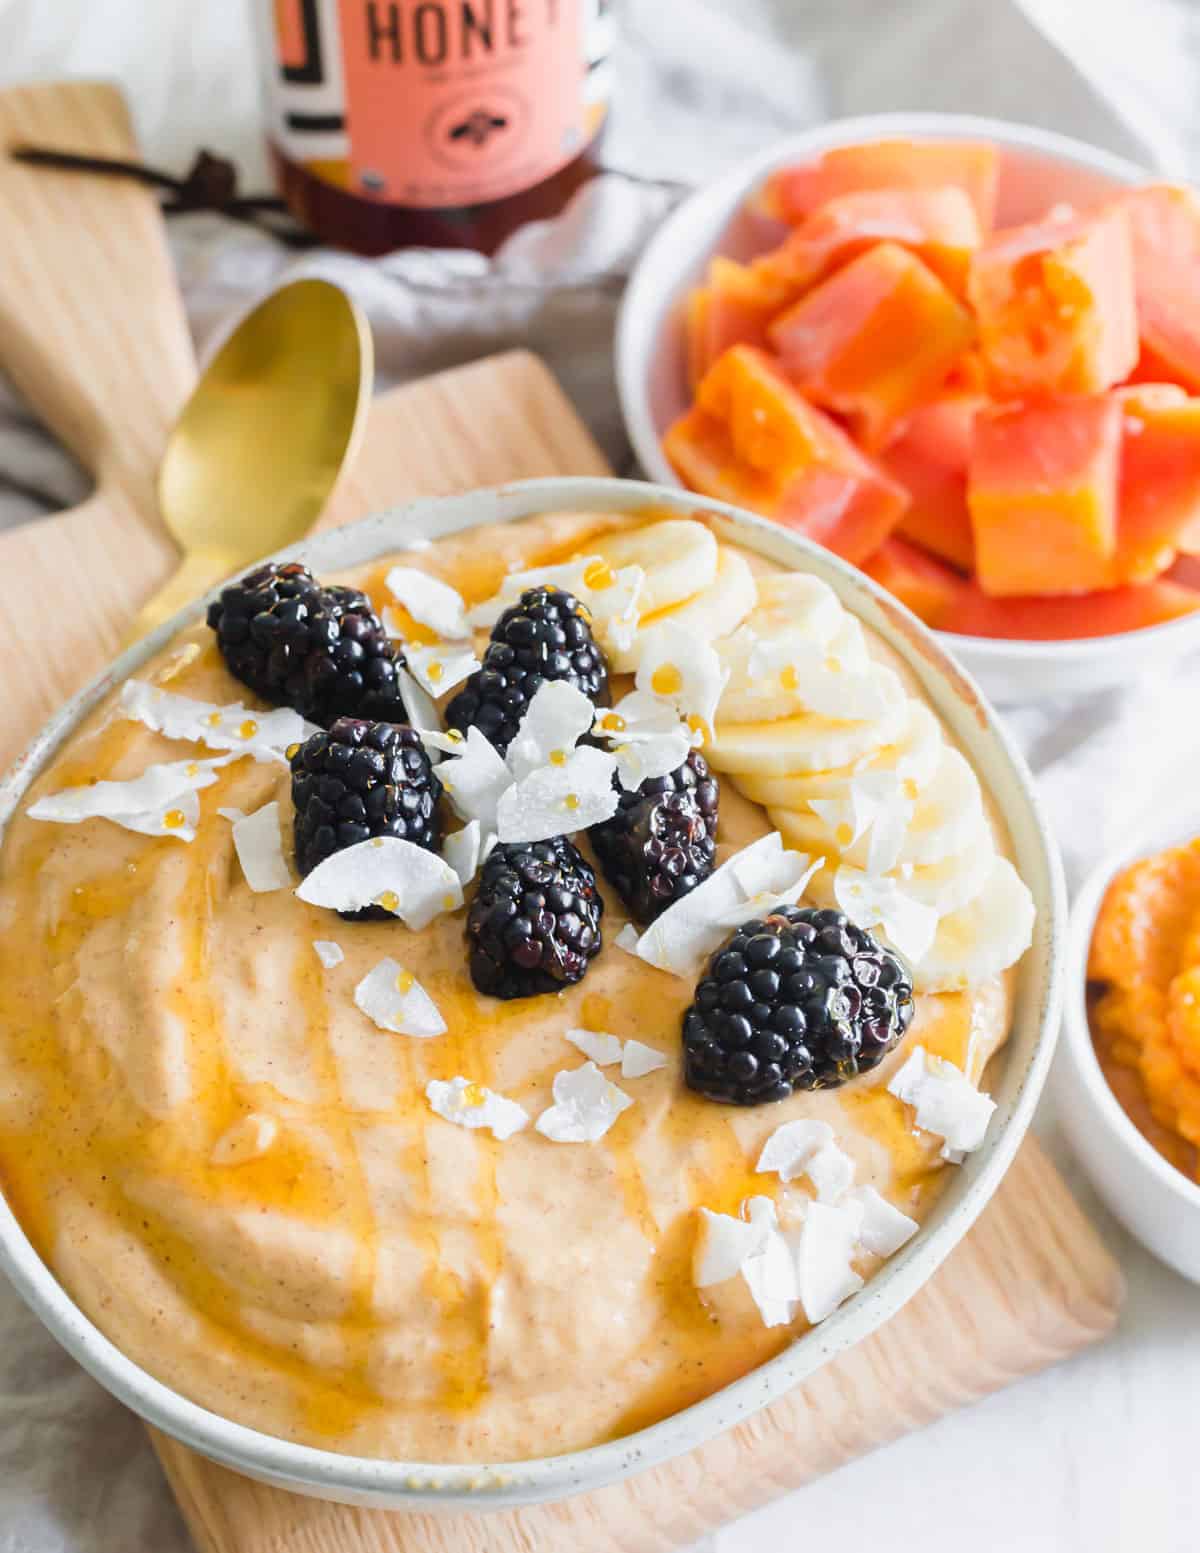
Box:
(589, 751), (719, 923)
(445, 586), (607, 754)
(291, 717), (443, 882)
(207, 563), (408, 727)
(683, 906), (914, 1105)
(467, 836), (603, 999)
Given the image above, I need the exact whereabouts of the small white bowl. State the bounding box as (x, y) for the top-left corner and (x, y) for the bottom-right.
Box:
(617, 111), (1200, 705)
(1057, 816), (1200, 1283)
(0, 477), (1065, 1508)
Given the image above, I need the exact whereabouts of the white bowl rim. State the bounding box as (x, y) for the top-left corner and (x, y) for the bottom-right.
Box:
(616, 108), (1200, 664)
(1065, 819), (1200, 1211)
(0, 475), (1066, 1507)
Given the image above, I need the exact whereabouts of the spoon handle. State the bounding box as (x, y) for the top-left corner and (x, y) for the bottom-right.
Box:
(0, 81), (195, 528)
(123, 550), (241, 645)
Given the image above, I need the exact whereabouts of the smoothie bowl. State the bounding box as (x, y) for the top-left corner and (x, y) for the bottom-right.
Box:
(0, 477), (1064, 1508)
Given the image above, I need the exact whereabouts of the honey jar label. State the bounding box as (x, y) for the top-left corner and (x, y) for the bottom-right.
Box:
(260, 0), (611, 210)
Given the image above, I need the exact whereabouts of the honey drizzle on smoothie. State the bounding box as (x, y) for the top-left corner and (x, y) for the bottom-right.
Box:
(290, 944), (382, 1437)
(399, 975), (507, 1414)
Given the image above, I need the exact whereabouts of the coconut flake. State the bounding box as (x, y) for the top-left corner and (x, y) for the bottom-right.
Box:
(564, 1029), (666, 1077)
(439, 727), (512, 833)
(741, 1196), (801, 1327)
(355, 958), (447, 1037)
(211, 1113), (278, 1166)
(746, 638), (899, 722)
(296, 836), (463, 928)
(614, 922), (641, 955)
(790, 1197), (866, 1323)
(443, 820), (486, 888)
(809, 770), (915, 877)
(634, 624), (729, 740)
(395, 664), (444, 755)
(118, 681), (313, 765)
(694, 1206), (767, 1287)
(888, 1046), (996, 1161)
(621, 1039), (667, 1078)
(535, 1062), (633, 1143)
(426, 1076), (529, 1141)
(834, 865), (938, 967)
(403, 642), (480, 698)
(385, 566), (470, 640)
(505, 681), (596, 782)
(610, 728), (696, 791)
(496, 745), (619, 844)
(312, 940), (344, 969)
(756, 1119), (854, 1203)
(694, 1198), (797, 1326)
(594, 691), (696, 790)
(599, 690), (687, 741)
(231, 802), (290, 893)
(26, 755), (233, 842)
(565, 1028), (624, 1066)
(849, 1185), (918, 1257)
(419, 728), (469, 756)
(629, 832), (819, 980)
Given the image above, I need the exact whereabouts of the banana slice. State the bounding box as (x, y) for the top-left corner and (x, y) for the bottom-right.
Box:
(898, 747), (985, 867)
(610, 546), (757, 674)
(769, 805), (853, 860)
(708, 666), (908, 776)
(915, 855), (1036, 991)
(895, 815), (995, 913)
(718, 614), (873, 722)
(770, 799), (996, 914)
(731, 700), (943, 808)
(745, 572), (846, 643)
(584, 520), (718, 617)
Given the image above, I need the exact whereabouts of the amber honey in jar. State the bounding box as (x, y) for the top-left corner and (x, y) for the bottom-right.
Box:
(255, 0), (613, 255)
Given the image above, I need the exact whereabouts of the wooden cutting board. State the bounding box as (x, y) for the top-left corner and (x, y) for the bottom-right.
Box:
(0, 81), (1123, 1553)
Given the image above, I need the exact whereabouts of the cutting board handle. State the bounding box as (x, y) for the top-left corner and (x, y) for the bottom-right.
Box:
(0, 81), (196, 528)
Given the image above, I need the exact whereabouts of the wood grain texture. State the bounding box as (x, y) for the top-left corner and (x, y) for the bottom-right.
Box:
(0, 77), (1120, 1553)
(0, 81), (193, 765)
(0, 81), (194, 514)
(151, 1138), (1122, 1553)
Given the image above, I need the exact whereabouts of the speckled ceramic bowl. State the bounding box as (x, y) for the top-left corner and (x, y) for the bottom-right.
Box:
(0, 477), (1065, 1509)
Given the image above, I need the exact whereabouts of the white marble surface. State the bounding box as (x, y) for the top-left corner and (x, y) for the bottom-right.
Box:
(0, 2), (1197, 1550)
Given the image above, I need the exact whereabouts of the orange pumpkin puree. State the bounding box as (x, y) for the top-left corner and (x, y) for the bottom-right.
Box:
(1088, 837), (1200, 1181)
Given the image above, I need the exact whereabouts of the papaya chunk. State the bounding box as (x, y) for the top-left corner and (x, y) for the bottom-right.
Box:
(967, 208), (1138, 397)
(752, 186), (980, 297)
(1121, 184), (1200, 392)
(768, 243), (975, 449)
(968, 397), (1122, 596)
(1115, 390), (1200, 579)
(882, 394), (981, 570)
(666, 346), (908, 563)
(705, 257), (794, 368)
(759, 139), (999, 231)
(685, 286), (711, 392)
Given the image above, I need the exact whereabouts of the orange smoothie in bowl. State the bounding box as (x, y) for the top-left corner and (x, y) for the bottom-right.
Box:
(0, 506), (1034, 1463)
(1088, 835), (1200, 1182)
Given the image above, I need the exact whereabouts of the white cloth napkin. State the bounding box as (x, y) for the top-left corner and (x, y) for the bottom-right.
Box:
(0, 1), (1197, 1548)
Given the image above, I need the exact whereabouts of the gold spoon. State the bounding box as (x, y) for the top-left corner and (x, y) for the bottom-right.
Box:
(127, 277), (373, 639)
